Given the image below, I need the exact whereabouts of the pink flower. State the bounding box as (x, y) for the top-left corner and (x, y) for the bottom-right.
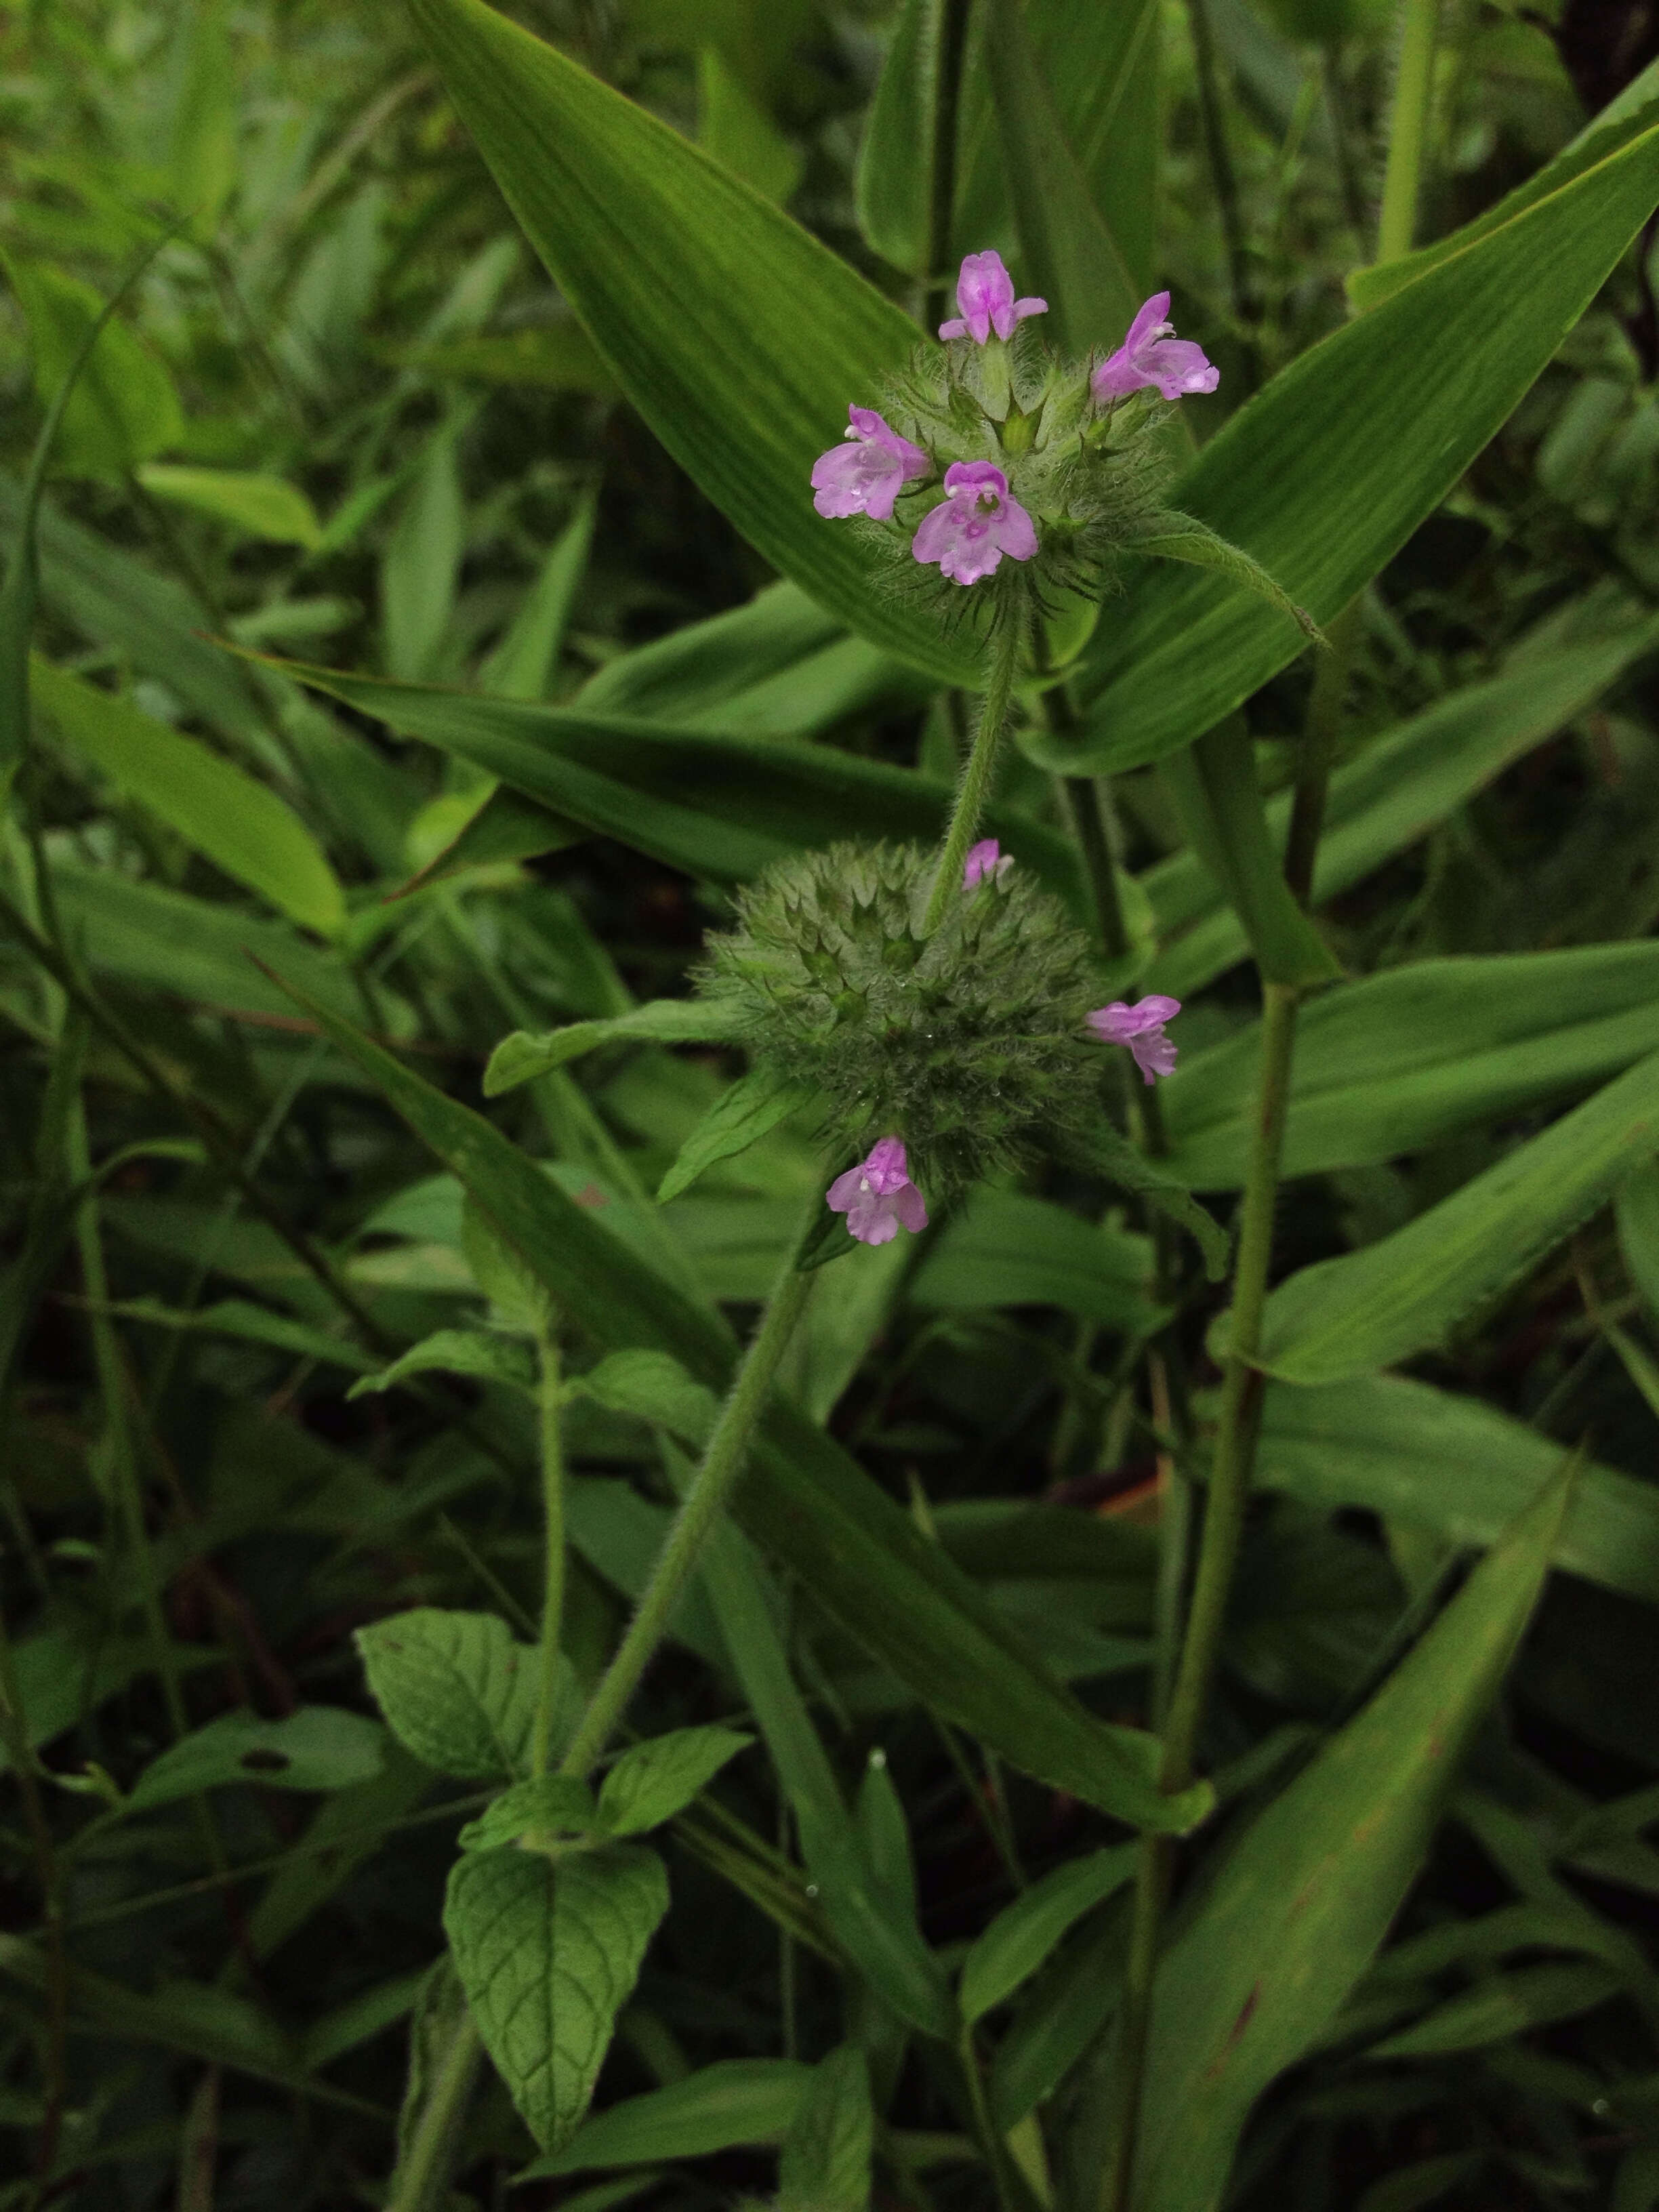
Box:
(811, 407), (931, 522)
(1092, 293), (1219, 403)
(939, 250), (1047, 344)
(827, 1137), (928, 1246)
(963, 838), (1011, 889)
(1087, 995), (1183, 1085)
(911, 462), (1038, 588)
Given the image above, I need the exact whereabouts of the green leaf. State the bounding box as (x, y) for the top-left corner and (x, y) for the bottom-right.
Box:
(392, 325), (618, 395)
(699, 47), (803, 206)
(407, 0), (975, 687)
(1256, 1372), (1659, 1606)
(656, 1068), (813, 1204)
(989, 1895), (1128, 2131)
(3, 254), (183, 480)
(457, 1775), (598, 1849)
(1166, 941), (1659, 1189)
(855, 0), (946, 275)
(266, 966), (1208, 1835)
(97, 1296), (379, 1374)
(33, 659), (346, 937)
(134, 464), (323, 548)
(1616, 1158), (1659, 1319)
(485, 1000), (746, 1097)
(1141, 622), (1659, 1002)
(125, 1707), (386, 1811)
(382, 417), (466, 682)
(779, 2045), (874, 2212)
(1134, 516), (1317, 640)
(1025, 114), (1659, 775)
(1245, 1047), (1659, 1382)
(909, 1189), (1162, 1330)
(1158, 720), (1340, 989)
(479, 488), (597, 701)
(1130, 1464), (1573, 2212)
(444, 1841), (669, 2151)
(347, 1327), (535, 1399)
(1365, 1962), (1622, 2060)
(596, 1725), (752, 1835)
(247, 1746), (431, 1961)
(960, 1845), (1138, 2025)
(573, 1349), (720, 1446)
(355, 1608), (541, 1780)
(521, 2056), (810, 2177)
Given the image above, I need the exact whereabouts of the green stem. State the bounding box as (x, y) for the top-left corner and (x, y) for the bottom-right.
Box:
(0, 1609), (66, 2193)
(1376, 0), (1440, 265)
(529, 1316), (565, 1782)
(1185, 0), (1252, 330)
(1063, 775), (1130, 962)
(384, 2010), (483, 2212)
(559, 1231), (816, 1780)
(923, 609), (1025, 935)
(923, 0), (972, 334)
(1283, 597), (1361, 905)
(960, 2026), (1020, 2212)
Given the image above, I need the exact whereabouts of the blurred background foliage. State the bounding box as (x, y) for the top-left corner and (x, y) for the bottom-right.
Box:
(5, 0), (1659, 2207)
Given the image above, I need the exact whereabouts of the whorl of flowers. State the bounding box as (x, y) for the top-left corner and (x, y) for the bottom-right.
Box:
(697, 841), (1109, 1207)
(808, 251), (1224, 636)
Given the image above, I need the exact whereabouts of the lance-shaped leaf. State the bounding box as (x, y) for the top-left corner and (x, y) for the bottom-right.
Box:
(1132, 515), (1317, 641)
(1051, 1123), (1231, 1283)
(656, 1069), (815, 1204)
(1024, 112), (1659, 775)
(1130, 1464), (1572, 2212)
(487, 1000), (746, 1097)
(444, 1841), (669, 2150)
(406, 0), (975, 687)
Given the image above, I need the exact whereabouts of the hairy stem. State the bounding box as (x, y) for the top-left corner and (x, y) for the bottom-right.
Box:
(529, 1314), (566, 1782)
(559, 1225), (816, 1780)
(923, 608), (1025, 935)
(1376, 0), (1440, 264)
(384, 2010), (483, 2212)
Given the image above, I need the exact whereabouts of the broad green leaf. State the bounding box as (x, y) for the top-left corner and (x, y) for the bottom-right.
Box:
(1141, 623), (1659, 1000)
(1158, 720), (1339, 989)
(0, 1622), (218, 1776)
(1616, 1159), (1659, 1319)
(134, 464), (323, 548)
(1165, 943), (1659, 1189)
(1366, 1961), (1622, 2059)
(392, 324), (618, 394)
(4, 255), (183, 479)
(47, 865), (363, 1023)
(33, 659), (346, 937)
(572, 1349), (720, 1446)
(407, 0), (977, 687)
(444, 1840), (669, 2150)
(457, 1775), (598, 1849)
(0, 1937), (302, 2086)
(1348, 57), (1659, 314)
(486, 1000), (745, 1097)
(125, 1708), (386, 1811)
(779, 2046), (874, 2212)
(961, 1845), (1138, 2025)
(348, 1327), (534, 1399)
(396, 782), (585, 894)
(382, 417), (465, 682)
(596, 1725), (752, 1835)
(990, 1896), (1128, 2131)
(909, 1189), (1162, 1332)
(1246, 1047), (1659, 1382)
(699, 47), (803, 205)
(252, 655), (1083, 903)
(523, 2056), (809, 2177)
(355, 1608), (541, 1780)
(480, 488), (596, 701)
(1023, 116), (1659, 775)
(268, 966), (1208, 1834)
(656, 1069), (813, 1204)
(855, 0), (947, 276)
(1131, 1465), (1572, 2212)
(1256, 1372), (1659, 1605)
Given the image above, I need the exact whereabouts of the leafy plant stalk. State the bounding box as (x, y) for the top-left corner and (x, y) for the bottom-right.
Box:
(1063, 772), (1130, 961)
(529, 1312), (565, 1782)
(922, 607), (1027, 933)
(1376, 0), (1441, 263)
(384, 2009), (484, 2212)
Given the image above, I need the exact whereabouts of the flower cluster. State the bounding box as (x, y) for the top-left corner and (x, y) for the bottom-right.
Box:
(697, 840), (1182, 1244)
(808, 249), (1220, 608)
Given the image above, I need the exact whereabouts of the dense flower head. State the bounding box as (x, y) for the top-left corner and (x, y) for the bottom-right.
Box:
(827, 1138), (928, 1246)
(1092, 293), (1219, 403)
(811, 407), (930, 521)
(697, 841), (1108, 1202)
(912, 462), (1036, 587)
(1088, 995), (1182, 1084)
(939, 249), (1047, 344)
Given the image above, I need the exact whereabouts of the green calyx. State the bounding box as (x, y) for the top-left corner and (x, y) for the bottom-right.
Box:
(697, 841), (1105, 1202)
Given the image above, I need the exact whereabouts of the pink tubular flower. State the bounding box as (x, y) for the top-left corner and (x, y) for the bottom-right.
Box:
(1092, 293), (1219, 403)
(939, 250), (1047, 344)
(827, 1137), (928, 1246)
(1087, 996), (1183, 1085)
(811, 406), (931, 521)
(912, 462), (1037, 588)
(963, 838), (1011, 889)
